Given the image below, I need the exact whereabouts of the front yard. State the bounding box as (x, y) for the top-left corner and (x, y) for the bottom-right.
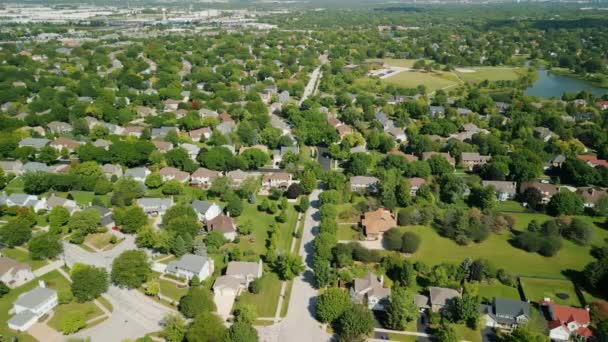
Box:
(1, 247), (48, 270)
(235, 272), (283, 317)
(47, 301), (106, 332)
(84, 232), (122, 251)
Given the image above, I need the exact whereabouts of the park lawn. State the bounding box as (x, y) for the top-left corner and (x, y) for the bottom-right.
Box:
(453, 324), (482, 342)
(455, 67), (525, 83)
(520, 277), (581, 306)
(231, 200), (298, 256)
(236, 273), (282, 317)
(382, 71), (458, 91)
(1, 247), (48, 270)
(159, 278), (189, 302)
(402, 224), (604, 278)
(367, 58), (434, 68)
(280, 280), (294, 317)
(47, 301), (105, 332)
(478, 282), (521, 302)
(337, 224), (359, 241)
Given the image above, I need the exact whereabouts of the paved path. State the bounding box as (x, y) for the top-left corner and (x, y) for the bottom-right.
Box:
(299, 66), (322, 106)
(271, 189), (332, 342)
(33, 260), (63, 277)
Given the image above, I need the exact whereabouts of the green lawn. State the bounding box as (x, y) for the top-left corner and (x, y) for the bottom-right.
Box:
(236, 273), (282, 317)
(478, 282), (521, 302)
(5, 178), (24, 193)
(520, 277), (581, 306)
(337, 224), (360, 241)
(455, 66), (525, 83)
(47, 301), (105, 333)
(159, 278), (189, 302)
(387, 333), (417, 341)
(1, 247), (49, 270)
(495, 200), (527, 213)
(453, 324), (482, 342)
(382, 71), (458, 91)
(0, 271), (69, 342)
(402, 221), (607, 278)
(84, 232), (120, 251)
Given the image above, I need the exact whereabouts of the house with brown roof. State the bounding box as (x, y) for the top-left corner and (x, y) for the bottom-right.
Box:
(262, 173), (292, 189)
(0, 257), (34, 288)
(422, 152), (456, 166)
(207, 214), (237, 241)
(159, 167), (190, 183)
(49, 137), (81, 152)
(350, 273), (391, 311)
(123, 126), (144, 138)
(189, 127), (212, 142)
(336, 124), (353, 139)
(226, 169), (252, 188)
(361, 208), (397, 240)
(429, 287), (461, 312)
(576, 187), (608, 208)
(408, 177), (427, 196)
(136, 106), (157, 118)
(163, 99), (181, 112)
(152, 140), (173, 153)
(460, 152), (491, 170)
(191, 168), (220, 188)
(47, 121), (72, 134)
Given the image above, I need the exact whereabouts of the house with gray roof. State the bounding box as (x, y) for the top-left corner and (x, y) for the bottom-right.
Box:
(429, 106), (445, 118)
(102, 164), (122, 179)
(2, 193), (47, 212)
(180, 143), (200, 161)
(375, 111), (394, 130)
(213, 260), (263, 297)
(46, 121), (72, 134)
(18, 137), (50, 150)
(429, 287), (461, 312)
(90, 205), (114, 227)
(350, 176), (380, 193)
(46, 195), (79, 214)
(151, 126), (176, 139)
(0, 257), (34, 288)
(137, 197), (174, 215)
(93, 139), (112, 150)
(350, 273), (391, 311)
(0, 160), (23, 175)
(191, 200), (222, 223)
(278, 90), (290, 104)
(8, 282), (58, 332)
(125, 167), (151, 183)
(481, 298), (530, 329)
(165, 254), (214, 281)
(482, 180), (517, 201)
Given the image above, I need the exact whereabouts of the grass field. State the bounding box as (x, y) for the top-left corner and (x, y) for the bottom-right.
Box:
(84, 232), (120, 251)
(48, 301), (105, 333)
(1, 247), (48, 270)
(520, 277), (581, 306)
(383, 70), (459, 91)
(401, 219), (608, 278)
(478, 282), (521, 302)
(337, 224), (360, 241)
(453, 324), (482, 342)
(236, 273), (282, 317)
(455, 67), (525, 83)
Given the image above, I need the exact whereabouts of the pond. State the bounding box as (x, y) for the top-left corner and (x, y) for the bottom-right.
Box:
(525, 68), (607, 98)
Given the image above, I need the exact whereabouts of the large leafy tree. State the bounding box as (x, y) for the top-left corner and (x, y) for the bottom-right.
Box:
(28, 233), (63, 260)
(274, 253), (305, 281)
(316, 288), (352, 323)
(71, 264), (109, 302)
(185, 311), (226, 342)
(334, 304), (375, 342)
(111, 250), (150, 288)
(178, 287), (216, 318)
(384, 286), (420, 330)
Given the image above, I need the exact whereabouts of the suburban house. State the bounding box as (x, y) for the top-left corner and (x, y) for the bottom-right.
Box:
(151, 127), (175, 139)
(189, 127), (212, 142)
(102, 164), (123, 179)
(534, 127), (558, 142)
(577, 155), (608, 168)
(191, 200), (222, 223)
(165, 254), (214, 281)
(207, 214), (238, 242)
(123, 126), (144, 138)
(226, 169), (252, 188)
(93, 139), (112, 150)
(49, 137), (81, 152)
(541, 300), (592, 341)
(190, 168), (220, 188)
(336, 124), (354, 139)
(90, 205), (115, 227)
(272, 146), (299, 167)
(595, 101), (608, 110)
(0, 257), (34, 288)
(137, 198), (174, 215)
(548, 155), (566, 169)
(481, 298), (531, 330)
(19, 137), (50, 150)
(576, 187), (608, 208)
(151, 140), (173, 153)
(429, 287), (461, 312)
(408, 177), (427, 196)
(46, 121), (72, 134)
(375, 111), (394, 130)
(414, 294), (430, 312)
(0, 193), (47, 212)
(350, 273), (391, 311)
(422, 152), (456, 167)
(350, 176), (380, 194)
(386, 127), (407, 142)
(180, 143), (200, 161)
(125, 167), (151, 183)
(262, 172), (292, 189)
(23, 162), (51, 173)
(429, 106), (445, 118)
(7, 282), (58, 332)
(159, 167), (190, 183)
(163, 99), (180, 112)
(520, 182), (561, 204)
(46, 194), (79, 214)
(0, 160), (23, 175)
(460, 152), (491, 170)
(212, 260), (263, 297)
(482, 180), (517, 201)
(361, 208), (397, 240)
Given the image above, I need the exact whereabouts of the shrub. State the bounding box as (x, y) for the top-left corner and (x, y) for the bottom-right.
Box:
(383, 228), (403, 251)
(401, 232), (421, 254)
(249, 278), (261, 294)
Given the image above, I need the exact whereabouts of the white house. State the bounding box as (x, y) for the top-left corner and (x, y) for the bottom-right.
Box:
(136, 198), (174, 215)
(191, 200), (222, 223)
(1, 193), (47, 212)
(165, 254), (214, 281)
(0, 257), (35, 289)
(8, 282), (58, 332)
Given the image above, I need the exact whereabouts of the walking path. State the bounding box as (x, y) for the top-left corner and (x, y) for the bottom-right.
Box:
(33, 260), (63, 277)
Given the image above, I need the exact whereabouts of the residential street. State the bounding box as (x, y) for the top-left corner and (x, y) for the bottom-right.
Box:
(62, 235), (137, 270)
(299, 66), (322, 106)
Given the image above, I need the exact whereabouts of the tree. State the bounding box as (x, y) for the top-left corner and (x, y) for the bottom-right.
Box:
(67, 208), (101, 237)
(173, 235), (187, 257)
(275, 254), (305, 280)
(435, 324), (458, 342)
(145, 280), (160, 297)
(178, 287), (216, 318)
(383, 228), (403, 251)
(60, 311), (86, 334)
(112, 178), (144, 207)
(334, 304), (375, 342)
(384, 287), (419, 330)
(185, 311), (226, 342)
(162, 314), (187, 342)
(224, 321), (258, 342)
(286, 183), (303, 199)
(0, 218), (32, 247)
(428, 155), (454, 176)
(114, 206), (148, 234)
(300, 170), (317, 194)
(28, 233), (63, 260)
(316, 288), (352, 323)
(0, 281), (9, 297)
(467, 186), (496, 210)
(206, 231), (227, 253)
(547, 191), (584, 216)
(145, 173), (163, 189)
(162, 179), (184, 195)
(198, 146), (235, 171)
(37, 146), (59, 164)
(298, 196), (310, 213)
(401, 232), (421, 254)
(71, 264), (109, 302)
(225, 193), (243, 217)
(50, 207), (71, 231)
(502, 327), (547, 342)
(111, 250), (150, 288)
(521, 187), (543, 211)
(238, 148), (270, 170)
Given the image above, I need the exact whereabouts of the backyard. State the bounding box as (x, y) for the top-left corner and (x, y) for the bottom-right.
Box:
(478, 282), (521, 302)
(236, 272), (283, 317)
(520, 277), (581, 306)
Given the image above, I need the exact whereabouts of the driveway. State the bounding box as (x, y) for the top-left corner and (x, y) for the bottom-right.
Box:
(214, 292), (236, 320)
(29, 321), (62, 342)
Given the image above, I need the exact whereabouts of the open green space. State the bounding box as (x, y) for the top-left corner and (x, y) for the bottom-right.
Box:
(47, 301), (105, 332)
(382, 71), (458, 91)
(455, 66), (525, 83)
(1, 247), (49, 270)
(0, 271), (69, 342)
(453, 324), (482, 342)
(236, 272), (282, 317)
(478, 282), (521, 302)
(520, 277), (581, 306)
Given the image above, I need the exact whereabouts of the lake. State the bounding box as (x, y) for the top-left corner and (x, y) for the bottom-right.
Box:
(525, 68), (607, 98)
